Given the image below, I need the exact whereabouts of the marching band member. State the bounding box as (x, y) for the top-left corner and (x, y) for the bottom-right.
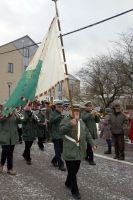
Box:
(62, 100), (71, 117)
(22, 104), (36, 165)
(43, 101), (51, 142)
(36, 107), (47, 151)
(49, 100), (66, 171)
(60, 104), (96, 200)
(0, 110), (18, 175)
(16, 107), (23, 144)
(81, 101), (100, 165)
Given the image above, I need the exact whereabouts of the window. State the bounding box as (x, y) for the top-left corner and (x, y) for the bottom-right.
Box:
(23, 47), (29, 57)
(8, 63), (13, 73)
(58, 82), (62, 92)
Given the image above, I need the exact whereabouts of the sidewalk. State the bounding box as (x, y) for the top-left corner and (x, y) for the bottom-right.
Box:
(95, 138), (133, 163)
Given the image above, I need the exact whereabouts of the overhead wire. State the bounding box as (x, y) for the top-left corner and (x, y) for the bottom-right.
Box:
(0, 8), (133, 55)
(61, 8), (133, 37)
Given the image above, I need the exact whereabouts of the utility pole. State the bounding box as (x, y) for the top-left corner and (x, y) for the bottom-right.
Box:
(52, 0), (78, 142)
(51, 0), (74, 114)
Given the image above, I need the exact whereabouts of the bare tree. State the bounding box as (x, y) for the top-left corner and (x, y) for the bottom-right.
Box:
(114, 29), (133, 82)
(77, 55), (128, 108)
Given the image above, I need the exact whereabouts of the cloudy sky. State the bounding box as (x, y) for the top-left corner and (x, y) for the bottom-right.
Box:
(0, 0), (133, 73)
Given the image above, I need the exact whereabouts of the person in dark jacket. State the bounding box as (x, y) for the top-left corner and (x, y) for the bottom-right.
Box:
(81, 101), (100, 165)
(109, 103), (128, 160)
(44, 101), (51, 142)
(49, 100), (66, 171)
(22, 105), (36, 165)
(16, 107), (23, 144)
(36, 107), (47, 151)
(99, 108), (112, 154)
(0, 112), (18, 175)
(60, 104), (96, 200)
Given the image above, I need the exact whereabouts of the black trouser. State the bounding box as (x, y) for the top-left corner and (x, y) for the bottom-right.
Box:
(112, 134), (125, 158)
(38, 137), (44, 149)
(86, 143), (94, 161)
(17, 127), (22, 142)
(46, 124), (51, 141)
(23, 141), (33, 161)
(65, 160), (81, 195)
(1, 145), (15, 170)
(51, 139), (64, 168)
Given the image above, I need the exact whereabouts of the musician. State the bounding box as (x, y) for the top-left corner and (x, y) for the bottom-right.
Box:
(43, 101), (51, 142)
(81, 101), (100, 165)
(16, 107), (23, 144)
(22, 104), (36, 165)
(62, 100), (71, 117)
(0, 111), (18, 175)
(60, 104), (96, 200)
(49, 100), (66, 171)
(36, 107), (47, 151)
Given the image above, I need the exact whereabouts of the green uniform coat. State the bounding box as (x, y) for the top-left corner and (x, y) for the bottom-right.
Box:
(0, 114), (19, 145)
(60, 116), (94, 161)
(49, 110), (63, 139)
(36, 112), (46, 138)
(81, 110), (100, 139)
(22, 111), (36, 141)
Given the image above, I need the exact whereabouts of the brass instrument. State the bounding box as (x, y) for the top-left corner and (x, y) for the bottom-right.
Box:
(91, 110), (100, 117)
(31, 110), (40, 122)
(15, 109), (24, 120)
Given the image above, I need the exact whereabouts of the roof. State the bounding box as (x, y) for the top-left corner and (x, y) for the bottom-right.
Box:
(0, 35), (38, 48)
(67, 74), (80, 81)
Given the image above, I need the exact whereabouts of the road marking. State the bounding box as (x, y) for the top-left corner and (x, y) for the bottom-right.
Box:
(95, 153), (133, 166)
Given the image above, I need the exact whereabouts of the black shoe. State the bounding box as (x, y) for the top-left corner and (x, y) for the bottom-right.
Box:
(59, 166), (66, 171)
(89, 161), (96, 165)
(22, 154), (26, 160)
(85, 157), (89, 162)
(39, 147), (44, 151)
(118, 157), (125, 161)
(104, 150), (112, 154)
(113, 155), (119, 159)
(51, 161), (58, 167)
(26, 160), (32, 165)
(72, 193), (81, 199)
(65, 183), (71, 190)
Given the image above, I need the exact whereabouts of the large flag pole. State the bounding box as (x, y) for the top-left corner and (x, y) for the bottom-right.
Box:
(51, 0), (74, 115)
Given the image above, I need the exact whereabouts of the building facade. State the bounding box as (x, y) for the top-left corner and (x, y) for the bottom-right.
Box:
(0, 35), (38, 103)
(0, 36), (80, 103)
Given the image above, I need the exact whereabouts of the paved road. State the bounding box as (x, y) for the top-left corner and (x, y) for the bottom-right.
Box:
(0, 141), (133, 200)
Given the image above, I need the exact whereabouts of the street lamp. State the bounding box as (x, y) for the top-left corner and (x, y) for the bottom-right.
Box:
(7, 82), (12, 97)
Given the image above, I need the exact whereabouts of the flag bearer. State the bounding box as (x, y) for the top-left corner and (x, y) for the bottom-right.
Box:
(49, 100), (66, 171)
(60, 104), (96, 199)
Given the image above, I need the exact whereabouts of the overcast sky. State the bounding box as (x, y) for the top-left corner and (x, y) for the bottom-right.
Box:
(0, 0), (133, 73)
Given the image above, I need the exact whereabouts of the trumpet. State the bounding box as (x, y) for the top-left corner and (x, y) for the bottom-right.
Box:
(15, 109), (24, 120)
(31, 110), (40, 122)
(91, 110), (100, 117)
